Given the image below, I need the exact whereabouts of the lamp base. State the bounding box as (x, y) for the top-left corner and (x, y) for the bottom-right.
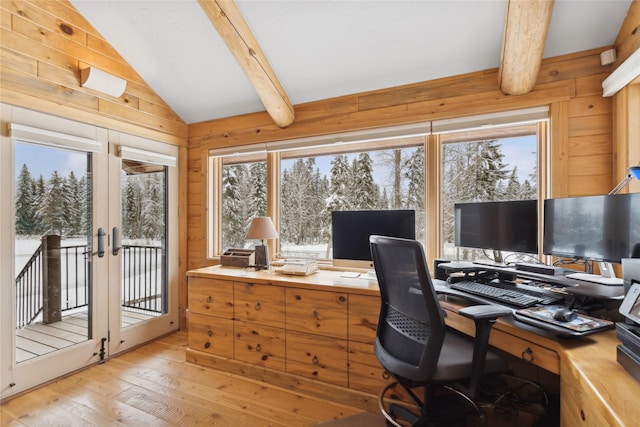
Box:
(254, 244), (270, 270)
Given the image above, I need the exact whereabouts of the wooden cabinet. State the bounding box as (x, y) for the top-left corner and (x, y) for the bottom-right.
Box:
(186, 268), (384, 398)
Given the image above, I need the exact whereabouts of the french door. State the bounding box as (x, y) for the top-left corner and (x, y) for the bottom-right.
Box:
(0, 106), (178, 399)
(106, 136), (179, 355)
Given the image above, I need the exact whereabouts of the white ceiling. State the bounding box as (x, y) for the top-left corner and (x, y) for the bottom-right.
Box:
(70, 0), (632, 125)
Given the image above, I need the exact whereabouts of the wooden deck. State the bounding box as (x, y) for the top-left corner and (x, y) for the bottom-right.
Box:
(16, 308), (157, 363)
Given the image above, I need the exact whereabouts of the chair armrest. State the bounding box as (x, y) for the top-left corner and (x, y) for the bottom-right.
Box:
(458, 305), (511, 399)
(459, 305), (511, 321)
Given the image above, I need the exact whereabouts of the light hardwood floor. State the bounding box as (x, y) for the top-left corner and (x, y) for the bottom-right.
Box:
(1, 332), (370, 426)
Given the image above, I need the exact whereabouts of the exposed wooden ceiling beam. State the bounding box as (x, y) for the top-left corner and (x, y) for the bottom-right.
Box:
(198, 0), (294, 128)
(499, 0), (554, 95)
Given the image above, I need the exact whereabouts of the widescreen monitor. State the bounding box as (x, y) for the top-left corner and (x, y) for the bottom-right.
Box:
(454, 199), (538, 255)
(543, 193), (640, 264)
(331, 209), (416, 269)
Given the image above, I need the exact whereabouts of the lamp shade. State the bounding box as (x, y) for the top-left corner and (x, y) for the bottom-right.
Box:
(246, 216), (278, 240)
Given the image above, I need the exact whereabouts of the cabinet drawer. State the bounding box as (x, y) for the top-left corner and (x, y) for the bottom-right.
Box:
(285, 288), (348, 339)
(286, 330), (348, 387)
(234, 321), (285, 371)
(188, 277), (234, 318)
(349, 294), (380, 343)
(234, 282), (285, 328)
(188, 312), (234, 358)
(490, 329), (559, 375)
(348, 340), (389, 395)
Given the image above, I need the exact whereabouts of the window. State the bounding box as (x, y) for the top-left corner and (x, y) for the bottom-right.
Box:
(279, 138), (425, 260)
(440, 123), (540, 263)
(219, 152), (267, 251)
(209, 108), (548, 265)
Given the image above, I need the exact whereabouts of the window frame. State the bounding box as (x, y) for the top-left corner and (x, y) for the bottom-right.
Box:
(208, 108), (550, 267)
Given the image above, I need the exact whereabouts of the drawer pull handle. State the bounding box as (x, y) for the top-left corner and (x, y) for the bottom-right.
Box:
(255, 344), (262, 352)
(521, 347), (534, 363)
(338, 295), (346, 302)
(204, 341), (211, 349)
(295, 295), (301, 300)
(312, 355), (319, 365)
(382, 370), (390, 380)
(207, 329), (213, 337)
(206, 296), (212, 303)
(255, 302), (261, 311)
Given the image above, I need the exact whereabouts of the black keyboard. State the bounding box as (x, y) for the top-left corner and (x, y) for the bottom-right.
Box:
(449, 280), (550, 308)
(489, 281), (564, 305)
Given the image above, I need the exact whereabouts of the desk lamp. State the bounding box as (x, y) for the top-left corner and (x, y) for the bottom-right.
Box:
(246, 216), (278, 269)
(609, 165), (640, 195)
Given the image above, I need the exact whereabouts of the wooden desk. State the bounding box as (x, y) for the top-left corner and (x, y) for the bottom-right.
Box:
(186, 265), (639, 426)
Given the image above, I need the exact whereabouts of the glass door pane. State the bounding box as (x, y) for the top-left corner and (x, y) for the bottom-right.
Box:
(14, 142), (93, 363)
(120, 160), (167, 328)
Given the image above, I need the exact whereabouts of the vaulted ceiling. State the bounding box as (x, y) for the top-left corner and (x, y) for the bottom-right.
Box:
(69, 0), (632, 126)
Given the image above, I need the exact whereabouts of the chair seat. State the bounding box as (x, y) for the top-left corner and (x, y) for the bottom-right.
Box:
(432, 330), (504, 382)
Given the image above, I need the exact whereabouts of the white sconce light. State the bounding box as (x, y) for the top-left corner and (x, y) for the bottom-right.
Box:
(80, 67), (127, 97)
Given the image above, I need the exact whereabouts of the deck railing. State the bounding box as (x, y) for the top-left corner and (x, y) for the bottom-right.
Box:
(121, 244), (164, 313)
(15, 236), (163, 327)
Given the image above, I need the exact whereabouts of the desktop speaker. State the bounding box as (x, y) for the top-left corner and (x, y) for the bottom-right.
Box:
(433, 258), (450, 281)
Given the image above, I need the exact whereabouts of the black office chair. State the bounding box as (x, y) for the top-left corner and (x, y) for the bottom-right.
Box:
(369, 235), (511, 426)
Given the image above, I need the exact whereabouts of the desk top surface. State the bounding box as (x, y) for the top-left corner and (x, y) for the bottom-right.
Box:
(187, 265), (381, 296)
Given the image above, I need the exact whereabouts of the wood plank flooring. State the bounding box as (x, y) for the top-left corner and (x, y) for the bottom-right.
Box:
(1, 332), (373, 426)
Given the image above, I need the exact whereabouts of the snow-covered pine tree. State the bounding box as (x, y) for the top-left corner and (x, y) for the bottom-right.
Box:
(327, 154), (352, 212)
(15, 164), (38, 236)
(40, 171), (67, 236)
(351, 153), (377, 209)
(222, 164), (257, 249)
(142, 173), (165, 241)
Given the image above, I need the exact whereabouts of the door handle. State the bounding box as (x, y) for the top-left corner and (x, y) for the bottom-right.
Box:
(112, 226), (121, 256)
(96, 228), (106, 258)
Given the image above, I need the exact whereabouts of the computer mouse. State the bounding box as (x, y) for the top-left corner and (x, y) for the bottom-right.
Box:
(553, 307), (577, 322)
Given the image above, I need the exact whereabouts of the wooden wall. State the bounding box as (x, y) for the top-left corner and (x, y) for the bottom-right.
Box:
(0, 0), (187, 144)
(187, 48), (617, 271)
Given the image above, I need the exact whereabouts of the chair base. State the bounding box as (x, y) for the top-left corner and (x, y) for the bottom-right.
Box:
(378, 381), (486, 427)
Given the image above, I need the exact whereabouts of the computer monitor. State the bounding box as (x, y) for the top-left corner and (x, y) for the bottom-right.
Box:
(454, 199), (538, 260)
(543, 193), (640, 264)
(331, 209), (415, 269)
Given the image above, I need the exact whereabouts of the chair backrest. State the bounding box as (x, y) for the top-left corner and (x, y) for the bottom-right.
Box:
(370, 235), (446, 381)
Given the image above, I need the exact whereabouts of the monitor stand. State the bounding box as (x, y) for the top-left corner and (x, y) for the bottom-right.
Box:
(493, 250), (504, 264)
(363, 270), (377, 280)
(598, 261), (617, 279)
(566, 261), (624, 285)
